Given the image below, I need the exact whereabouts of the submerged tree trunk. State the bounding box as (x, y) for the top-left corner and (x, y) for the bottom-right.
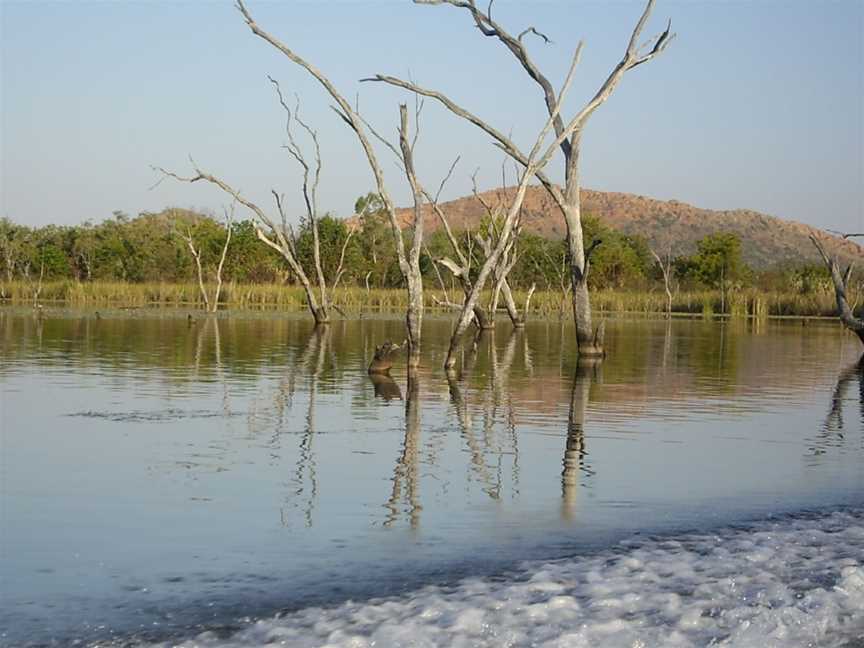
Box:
(32, 261), (45, 308)
(498, 280), (534, 328)
(397, 105), (427, 367)
(562, 136), (606, 357)
(499, 282), (521, 326)
(473, 179), (529, 330)
(567, 224), (598, 353)
(368, 339), (406, 374)
(561, 146), (600, 355)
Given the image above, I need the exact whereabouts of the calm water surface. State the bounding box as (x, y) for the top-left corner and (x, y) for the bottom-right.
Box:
(1, 309), (863, 646)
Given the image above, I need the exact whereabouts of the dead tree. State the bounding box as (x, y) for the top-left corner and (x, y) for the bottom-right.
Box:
(157, 79), (357, 326)
(470, 175), (535, 327)
(361, 97), (465, 354)
(31, 260), (45, 308)
(367, 0), (674, 357)
(431, 165), (534, 329)
(433, 210), (526, 330)
(368, 339), (407, 374)
(426, 171), (500, 329)
(430, 45), (593, 371)
(0, 219), (19, 283)
(174, 207), (233, 313)
(810, 234), (864, 344)
(650, 245), (674, 317)
(235, 0), (425, 366)
(270, 79), (356, 322)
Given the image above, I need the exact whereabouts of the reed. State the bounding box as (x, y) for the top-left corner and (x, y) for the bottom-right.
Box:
(0, 280), (846, 319)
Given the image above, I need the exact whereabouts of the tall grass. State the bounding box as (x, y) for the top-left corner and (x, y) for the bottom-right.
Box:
(0, 279), (847, 319)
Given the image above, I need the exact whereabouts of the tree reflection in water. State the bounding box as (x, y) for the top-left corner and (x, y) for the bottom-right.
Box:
(447, 329), (517, 503)
(562, 358), (599, 520)
(192, 316), (231, 417)
(383, 368), (422, 529)
(379, 327), (531, 529)
(809, 355), (864, 459)
(369, 371), (402, 401)
(11, 310), (864, 561)
(266, 325), (331, 528)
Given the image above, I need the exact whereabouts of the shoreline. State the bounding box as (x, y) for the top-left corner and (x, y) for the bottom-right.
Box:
(0, 279), (852, 321)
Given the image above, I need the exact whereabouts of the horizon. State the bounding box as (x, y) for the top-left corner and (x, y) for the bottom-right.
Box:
(2, 0), (863, 233)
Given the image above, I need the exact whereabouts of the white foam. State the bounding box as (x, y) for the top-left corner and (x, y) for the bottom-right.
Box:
(146, 510), (864, 648)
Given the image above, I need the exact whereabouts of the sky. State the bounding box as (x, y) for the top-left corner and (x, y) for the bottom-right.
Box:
(1, 0), (863, 234)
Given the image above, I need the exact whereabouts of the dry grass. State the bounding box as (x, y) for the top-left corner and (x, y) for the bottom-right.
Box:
(0, 279), (847, 319)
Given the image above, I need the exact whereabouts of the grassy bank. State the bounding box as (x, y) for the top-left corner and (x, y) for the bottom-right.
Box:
(0, 279), (847, 319)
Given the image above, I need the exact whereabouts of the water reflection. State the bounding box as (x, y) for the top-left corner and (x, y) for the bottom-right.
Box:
(282, 326), (331, 528)
(5, 309), (864, 645)
(562, 360), (599, 519)
(447, 329), (523, 502)
(384, 369), (422, 528)
(193, 316), (232, 417)
(369, 372), (402, 401)
(810, 355), (864, 457)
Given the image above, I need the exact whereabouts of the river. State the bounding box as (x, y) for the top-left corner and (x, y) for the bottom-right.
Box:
(1, 309), (862, 646)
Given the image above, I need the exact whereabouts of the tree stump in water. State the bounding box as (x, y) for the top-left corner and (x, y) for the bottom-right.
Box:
(368, 340), (406, 374)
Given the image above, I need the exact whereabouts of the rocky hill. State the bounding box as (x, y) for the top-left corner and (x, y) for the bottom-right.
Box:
(381, 186), (864, 269)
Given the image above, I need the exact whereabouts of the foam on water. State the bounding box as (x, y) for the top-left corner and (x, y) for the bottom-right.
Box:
(142, 508), (864, 648)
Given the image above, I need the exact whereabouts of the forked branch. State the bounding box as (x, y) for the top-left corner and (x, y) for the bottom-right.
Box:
(153, 163), (326, 322)
(650, 245), (673, 317)
(236, 0), (410, 278)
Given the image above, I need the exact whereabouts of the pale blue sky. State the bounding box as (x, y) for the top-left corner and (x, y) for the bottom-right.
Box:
(1, 0), (862, 233)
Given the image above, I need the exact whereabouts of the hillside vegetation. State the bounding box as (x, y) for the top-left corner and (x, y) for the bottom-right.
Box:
(2, 188), (862, 318)
(388, 186), (864, 270)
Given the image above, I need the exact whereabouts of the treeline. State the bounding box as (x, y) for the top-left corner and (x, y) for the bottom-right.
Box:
(0, 195), (832, 296)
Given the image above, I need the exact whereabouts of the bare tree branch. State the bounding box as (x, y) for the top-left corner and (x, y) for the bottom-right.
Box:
(650, 245), (673, 316)
(236, 0), (410, 278)
(236, 0), (433, 358)
(517, 26), (551, 44)
(435, 155), (461, 203)
(411, 0), (674, 358)
(153, 163), (324, 322)
(827, 229), (864, 240)
(331, 226), (356, 292)
(174, 217), (210, 312)
(413, 0), (567, 152)
(435, 256), (465, 278)
(360, 74), (566, 210)
(424, 243), (451, 304)
(810, 234), (864, 343)
(355, 108), (404, 166)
